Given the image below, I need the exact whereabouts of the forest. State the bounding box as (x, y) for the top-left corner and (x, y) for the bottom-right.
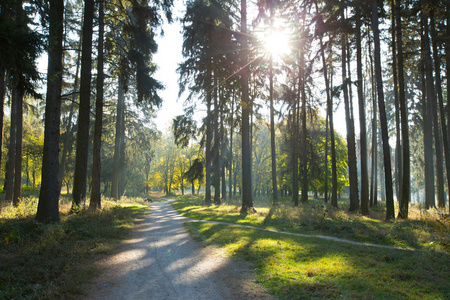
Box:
(0, 0), (449, 219)
(1, 0), (450, 298)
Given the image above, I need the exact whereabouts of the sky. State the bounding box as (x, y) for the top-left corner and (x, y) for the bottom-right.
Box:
(153, 0), (186, 132)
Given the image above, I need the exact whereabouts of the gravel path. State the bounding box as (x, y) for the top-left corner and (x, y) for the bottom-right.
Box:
(85, 200), (274, 300)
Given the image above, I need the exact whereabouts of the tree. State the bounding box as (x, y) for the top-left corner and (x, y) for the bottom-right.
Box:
(371, 0), (395, 220)
(36, 0), (64, 223)
(90, 0), (105, 210)
(72, 0), (95, 209)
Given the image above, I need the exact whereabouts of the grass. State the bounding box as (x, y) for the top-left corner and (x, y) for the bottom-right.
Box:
(172, 194), (449, 299)
(186, 222), (449, 299)
(0, 195), (148, 299)
(171, 194), (450, 252)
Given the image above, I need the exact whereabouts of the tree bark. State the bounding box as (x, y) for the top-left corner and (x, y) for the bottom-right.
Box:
(341, 24), (359, 212)
(213, 66), (220, 205)
(430, 10), (448, 209)
(36, 0), (64, 223)
(72, 0), (94, 208)
(0, 69), (5, 179)
(111, 73), (125, 199)
(13, 87), (23, 206)
(5, 87), (18, 203)
(240, 0), (254, 213)
(356, 6), (369, 215)
(371, 0), (395, 220)
(90, 0), (104, 210)
(396, 0), (411, 218)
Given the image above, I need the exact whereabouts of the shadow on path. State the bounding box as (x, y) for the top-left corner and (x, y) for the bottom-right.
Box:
(86, 200), (273, 300)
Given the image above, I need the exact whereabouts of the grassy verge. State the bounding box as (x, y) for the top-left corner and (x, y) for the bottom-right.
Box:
(186, 222), (449, 299)
(0, 196), (148, 299)
(171, 195), (449, 252)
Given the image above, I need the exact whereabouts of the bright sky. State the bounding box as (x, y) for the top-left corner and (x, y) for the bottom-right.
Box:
(153, 0), (186, 132)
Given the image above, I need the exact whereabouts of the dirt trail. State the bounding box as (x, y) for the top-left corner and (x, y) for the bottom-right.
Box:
(85, 198), (274, 300)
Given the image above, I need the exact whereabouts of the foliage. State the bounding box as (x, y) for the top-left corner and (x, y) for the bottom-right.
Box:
(186, 222), (449, 299)
(0, 197), (148, 299)
(171, 195), (450, 252)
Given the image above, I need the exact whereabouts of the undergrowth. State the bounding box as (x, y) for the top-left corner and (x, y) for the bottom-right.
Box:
(0, 196), (148, 299)
(172, 194), (450, 252)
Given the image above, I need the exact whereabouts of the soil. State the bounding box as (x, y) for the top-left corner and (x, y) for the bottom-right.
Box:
(84, 197), (275, 300)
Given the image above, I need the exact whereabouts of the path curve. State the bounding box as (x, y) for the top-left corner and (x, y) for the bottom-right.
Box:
(85, 200), (273, 300)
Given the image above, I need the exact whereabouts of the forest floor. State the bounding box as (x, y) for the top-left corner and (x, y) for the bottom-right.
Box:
(84, 193), (274, 300)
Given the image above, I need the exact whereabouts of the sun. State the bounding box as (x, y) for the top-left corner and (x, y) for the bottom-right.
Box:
(263, 30), (291, 59)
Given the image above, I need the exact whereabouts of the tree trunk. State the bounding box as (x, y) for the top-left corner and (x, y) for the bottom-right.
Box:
(396, 0), (411, 218)
(371, 0), (395, 220)
(36, 0), (64, 223)
(5, 87), (18, 203)
(205, 62), (212, 204)
(356, 7), (369, 215)
(420, 15), (435, 210)
(240, 0), (254, 213)
(430, 11), (448, 209)
(300, 34), (308, 204)
(213, 66), (220, 205)
(72, 0), (94, 208)
(425, 15), (444, 209)
(90, 0), (104, 210)
(111, 72), (125, 199)
(0, 68), (5, 179)
(13, 87), (23, 206)
(292, 80), (299, 207)
(341, 25), (359, 212)
(229, 96), (234, 199)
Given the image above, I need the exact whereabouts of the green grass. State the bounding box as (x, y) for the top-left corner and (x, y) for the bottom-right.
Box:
(172, 194), (449, 298)
(0, 196), (148, 299)
(171, 194), (450, 252)
(186, 222), (450, 299)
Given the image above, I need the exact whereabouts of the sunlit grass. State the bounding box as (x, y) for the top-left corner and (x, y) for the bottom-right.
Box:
(186, 222), (450, 299)
(171, 194), (449, 252)
(0, 196), (148, 299)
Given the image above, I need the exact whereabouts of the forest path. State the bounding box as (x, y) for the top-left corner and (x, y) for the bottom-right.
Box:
(85, 196), (273, 300)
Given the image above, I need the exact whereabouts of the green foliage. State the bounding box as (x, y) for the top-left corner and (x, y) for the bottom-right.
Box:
(0, 199), (147, 299)
(186, 222), (449, 299)
(172, 195), (449, 251)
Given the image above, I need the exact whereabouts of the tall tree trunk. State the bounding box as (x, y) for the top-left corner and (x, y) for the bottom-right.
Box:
(425, 14), (444, 209)
(72, 0), (94, 208)
(431, 10), (448, 209)
(369, 29), (377, 208)
(119, 100), (126, 196)
(420, 15), (435, 210)
(36, 0), (64, 223)
(371, 0), (395, 219)
(269, 12), (278, 206)
(0, 68), (5, 178)
(356, 6), (369, 215)
(329, 51), (338, 208)
(300, 33), (308, 204)
(229, 95), (234, 199)
(447, 1), (450, 214)
(90, 0), (104, 210)
(240, 0), (254, 213)
(292, 79), (299, 207)
(213, 66), (220, 205)
(5, 87), (18, 202)
(391, 0), (402, 205)
(396, 0), (411, 218)
(111, 73), (125, 199)
(341, 24), (359, 212)
(205, 62), (212, 204)
(13, 87), (23, 206)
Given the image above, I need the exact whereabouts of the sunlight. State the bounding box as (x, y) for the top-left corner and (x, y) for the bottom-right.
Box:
(263, 29), (291, 59)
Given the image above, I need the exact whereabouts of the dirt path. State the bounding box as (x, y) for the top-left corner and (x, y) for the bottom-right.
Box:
(85, 199), (274, 300)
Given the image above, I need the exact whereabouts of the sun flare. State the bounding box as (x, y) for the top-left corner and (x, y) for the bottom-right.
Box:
(263, 30), (291, 58)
